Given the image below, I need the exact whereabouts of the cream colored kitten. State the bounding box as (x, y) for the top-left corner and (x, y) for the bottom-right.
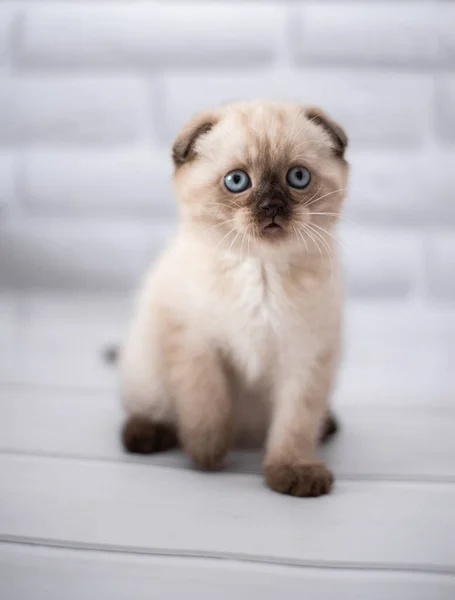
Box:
(119, 101), (348, 497)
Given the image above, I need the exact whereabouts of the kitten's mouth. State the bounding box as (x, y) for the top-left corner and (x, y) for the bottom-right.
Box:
(262, 219), (284, 235)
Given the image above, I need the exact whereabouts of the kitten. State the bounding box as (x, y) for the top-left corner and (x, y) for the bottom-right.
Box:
(119, 101), (348, 497)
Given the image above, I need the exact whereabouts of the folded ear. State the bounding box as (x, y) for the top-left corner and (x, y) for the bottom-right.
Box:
(305, 106), (348, 158)
(172, 110), (219, 167)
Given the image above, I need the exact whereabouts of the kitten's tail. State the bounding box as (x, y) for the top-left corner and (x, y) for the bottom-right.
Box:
(103, 344), (120, 365)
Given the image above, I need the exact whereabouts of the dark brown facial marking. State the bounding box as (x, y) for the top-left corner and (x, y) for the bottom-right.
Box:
(122, 416), (178, 454)
(320, 412), (339, 443)
(265, 462), (334, 497)
(305, 107), (348, 158)
(252, 171), (293, 231)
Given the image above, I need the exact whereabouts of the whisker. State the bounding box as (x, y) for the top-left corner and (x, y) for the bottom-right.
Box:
(308, 222), (348, 252)
(306, 223), (332, 256)
(215, 227), (237, 251)
(291, 224), (301, 251)
(227, 230), (240, 253)
(303, 188), (346, 209)
(292, 224), (300, 249)
(305, 224), (334, 285)
(207, 199), (243, 211)
(298, 184), (322, 206)
(297, 227), (310, 254)
(240, 231), (247, 262)
(301, 223), (323, 262)
(292, 221), (309, 253)
(203, 218), (237, 234)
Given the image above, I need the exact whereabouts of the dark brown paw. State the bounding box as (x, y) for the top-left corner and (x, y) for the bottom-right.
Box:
(122, 416), (178, 454)
(319, 412), (339, 443)
(265, 462), (334, 497)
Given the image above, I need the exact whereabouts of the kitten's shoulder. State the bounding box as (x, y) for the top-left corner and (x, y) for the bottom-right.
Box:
(137, 230), (210, 305)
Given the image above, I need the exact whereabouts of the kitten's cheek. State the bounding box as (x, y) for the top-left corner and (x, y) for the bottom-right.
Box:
(234, 211), (251, 234)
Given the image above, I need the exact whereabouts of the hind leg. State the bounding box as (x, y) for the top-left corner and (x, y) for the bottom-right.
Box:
(120, 368), (177, 456)
(122, 416), (178, 454)
(119, 320), (177, 455)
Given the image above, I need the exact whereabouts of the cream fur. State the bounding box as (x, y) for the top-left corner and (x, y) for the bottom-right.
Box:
(120, 101), (349, 496)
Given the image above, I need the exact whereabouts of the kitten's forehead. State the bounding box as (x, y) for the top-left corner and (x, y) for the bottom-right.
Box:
(204, 102), (331, 168)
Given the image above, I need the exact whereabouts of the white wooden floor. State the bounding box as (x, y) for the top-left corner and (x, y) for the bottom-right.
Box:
(1, 292), (455, 599)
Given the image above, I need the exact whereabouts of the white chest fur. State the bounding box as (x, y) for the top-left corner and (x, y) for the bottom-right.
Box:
(209, 257), (316, 386)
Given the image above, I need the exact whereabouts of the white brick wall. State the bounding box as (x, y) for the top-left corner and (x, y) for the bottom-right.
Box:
(425, 236), (455, 302)
(294, 4), (437, 66)
(0, 152), (15, 211)
(24, 149), (174, 217)
(0, 6), (14, 66)
(163, 71), (432, 146)
(18, 4), (282, 68)
(0, 0), (453, 305)
(437, 77), (455, 143)
(0, 220), (175, 291)
(0, 76), (152, 144)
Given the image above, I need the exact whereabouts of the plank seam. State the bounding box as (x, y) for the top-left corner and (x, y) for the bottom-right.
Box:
(1, 448), (455, 485)
(1, 535), (455, 578)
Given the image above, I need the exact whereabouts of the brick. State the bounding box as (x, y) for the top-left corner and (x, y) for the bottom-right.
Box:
(439, 5), (455, 63)
(424, 152), (455, 225)
(0, 152), (15, 210)
(340, 227), (420, 298)
(436, 77), (455, 143)
(163, 71), (431, 148)
(0, 76), (151, 144)
(24, 149), (175, 217)
(425, 236), (455, 301)
(295, 3), (437, 66)
(346, 152), (431, 225)
(0, 6), (15, 65)
(0, 219), (175, 290)
(0, 292), (17, 347)
(18, 3), (280, 68)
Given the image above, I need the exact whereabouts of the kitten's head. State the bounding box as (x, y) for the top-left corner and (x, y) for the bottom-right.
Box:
(172, 101), (348, 258)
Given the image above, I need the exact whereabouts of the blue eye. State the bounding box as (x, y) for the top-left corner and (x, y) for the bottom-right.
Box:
(224, 170), (251, 193)
(286, 166), (311, 189)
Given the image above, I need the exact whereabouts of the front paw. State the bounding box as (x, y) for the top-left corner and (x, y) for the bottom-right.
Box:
(264, 462), (334, 497)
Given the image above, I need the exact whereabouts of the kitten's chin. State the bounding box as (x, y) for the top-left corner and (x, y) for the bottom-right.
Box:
(259, 218), (289, 240)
